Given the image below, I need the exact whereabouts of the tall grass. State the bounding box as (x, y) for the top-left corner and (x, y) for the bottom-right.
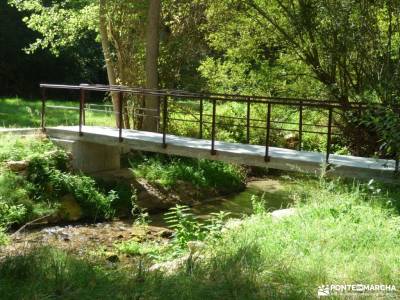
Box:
(202, 179), (400, 298)
(131, 154), (246, 192)
(1, 178), (399, 299)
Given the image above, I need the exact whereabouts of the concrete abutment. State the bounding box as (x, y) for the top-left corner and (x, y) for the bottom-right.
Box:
(51, 138), (121, 173)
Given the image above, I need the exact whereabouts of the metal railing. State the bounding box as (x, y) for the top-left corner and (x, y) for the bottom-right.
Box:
(39, 83), (399, 172)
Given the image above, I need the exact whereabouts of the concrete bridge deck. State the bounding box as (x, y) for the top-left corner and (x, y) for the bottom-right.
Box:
(45, 126), (398, 182)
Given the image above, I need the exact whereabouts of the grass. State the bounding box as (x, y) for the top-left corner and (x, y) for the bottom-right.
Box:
(205, 178), (400, 298)
(0, 133), (55, 161)
(1, 177), (399, 299)
(115, 239), (164, 257)
(0, 98), (115, 128)
(130, 153), (246, 192)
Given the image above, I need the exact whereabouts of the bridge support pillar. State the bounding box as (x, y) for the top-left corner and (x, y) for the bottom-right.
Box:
(51, 139), (121, 173)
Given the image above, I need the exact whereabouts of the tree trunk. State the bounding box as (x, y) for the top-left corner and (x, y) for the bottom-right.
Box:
(99, 0), (121, 128)
(143, 0), (161, 132)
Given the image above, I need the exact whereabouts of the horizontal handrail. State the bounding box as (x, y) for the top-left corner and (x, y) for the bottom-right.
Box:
(39, 83), (397, 110)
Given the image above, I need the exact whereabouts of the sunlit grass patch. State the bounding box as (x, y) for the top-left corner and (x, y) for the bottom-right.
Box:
(0, 98), (115, 128)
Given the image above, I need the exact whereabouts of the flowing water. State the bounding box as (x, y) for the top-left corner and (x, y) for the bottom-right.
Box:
(2, 178), (294, 258)
(150, 178), (294, 226)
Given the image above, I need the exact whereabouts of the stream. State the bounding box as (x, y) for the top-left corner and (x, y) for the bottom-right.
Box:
(151, 178), (292, 226)
(1, 178), (293, 259)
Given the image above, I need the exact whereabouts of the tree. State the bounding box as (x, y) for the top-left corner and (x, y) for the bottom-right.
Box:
(142, 0), (161, 132)
(99, 0), (119, 125)
(244, 0), (400, 104)
(0, 1), (103, 98)
(244, 0), (400, 155)
(200, 0), (326, 97)
(201, 0), (400, 156)
(160, 0), (210, 91)
(9, 0), (147, 129)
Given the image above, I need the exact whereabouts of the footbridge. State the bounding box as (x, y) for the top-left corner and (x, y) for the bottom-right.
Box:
(40, 84), (399, 182)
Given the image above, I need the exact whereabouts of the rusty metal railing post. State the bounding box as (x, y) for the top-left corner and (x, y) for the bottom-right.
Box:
(298, 101), (303, 151)
(83, 98), (86, 126)
(357, 103), (362, 155)
(326, 107), (333, 164)
(157, 95), (161, 132)
(211, 99), (217, 155)
(41, 87), (46, 131)
(162, 95), (168, 148)
(265, 103), (272, 162)
(199, 98), (203, 139)
(79, 88), (85, 136)
(246, 97), (251, 144)
(118, 91), (123, 142)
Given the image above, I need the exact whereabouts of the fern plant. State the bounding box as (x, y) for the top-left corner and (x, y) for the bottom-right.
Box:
(204, 211), (231, 238)
(164, 205), (205, 248)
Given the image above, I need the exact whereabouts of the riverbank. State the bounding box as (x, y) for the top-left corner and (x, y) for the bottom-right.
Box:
(0, 175), (290, 259)
(1, 176), (400, 299)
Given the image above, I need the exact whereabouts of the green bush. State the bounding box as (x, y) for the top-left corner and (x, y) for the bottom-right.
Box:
(26, 155), (116, 220)
(0, 227), (8, 245)
(164, 205), (205, 248)
(361, 106), (400, 158)
(0, 171), (32, 210)
(49, 171), (116, 220)
(0, 135), (116, 225)
(164, 205), (231, 248)
(131, 154), (246, 191)
(0, 201), (27, 228)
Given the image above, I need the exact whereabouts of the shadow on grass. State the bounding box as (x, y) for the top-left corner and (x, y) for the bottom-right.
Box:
(0, 246), (303, 300)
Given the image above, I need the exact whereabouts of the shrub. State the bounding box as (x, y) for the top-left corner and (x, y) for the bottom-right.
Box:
(0, 201), (27, 228)
(164, 205), (205, 248)
(361, 106), (400, 158)
(0, 171), (32, 211)
(48, 171), (117, 220)
(131, 154), (246, 191)
(0, 136), (117, 224)
(130, 188), (149, 225)
(164, 205), (231, 248)
(0, 135), (55, 163)
(25, 154), (116, 220)
(0, 227), (8, 245)
(251, 194), (267, 215)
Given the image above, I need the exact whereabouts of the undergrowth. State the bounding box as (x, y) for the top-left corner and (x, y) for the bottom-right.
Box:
(0, 135), (117, 238)
(130, 153), (246, 192)
(1, 177), (399, 299)
(1, 134), (400, 298)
